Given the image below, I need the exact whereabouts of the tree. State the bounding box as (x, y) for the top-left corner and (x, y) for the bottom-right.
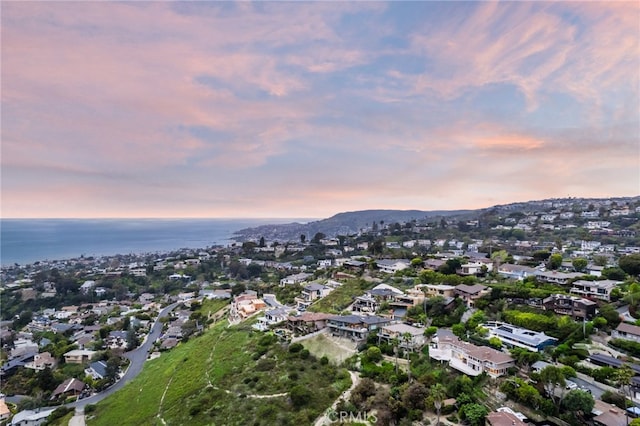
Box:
(430, 383), (446, 426)
(259, 236), (265, 248)
(562, 389), (594, 422)
(619, 254), (640, 277)
(300, 234), (306, 244)
(311, 232), (326, 244)
(603, 267), (628, 281)
(402, 332), (413, 381)
(616, 364), (634, 426)
(365, 346), (382, 363)
(391, 337), (400, 374)
(460, 403), (488, 426)
(290, 385), (312, 408)
(452, 323), (466, 338)
(369, 239), (384, 256)
(540, 365), (566, 405)
(572, 258), (588, 272)
(548, 253), (563, 270)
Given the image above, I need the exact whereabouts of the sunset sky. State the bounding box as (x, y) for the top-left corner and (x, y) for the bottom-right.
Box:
(2, 1), (639, 219)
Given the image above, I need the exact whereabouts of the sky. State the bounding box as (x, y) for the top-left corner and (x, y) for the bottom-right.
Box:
(2, 1), (639, 219)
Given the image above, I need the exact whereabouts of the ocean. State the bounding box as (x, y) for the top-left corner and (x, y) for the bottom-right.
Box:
(0, 218), (309, 266)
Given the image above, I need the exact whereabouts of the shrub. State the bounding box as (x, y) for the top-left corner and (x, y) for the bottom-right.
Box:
(256, 359), (276, 371)
(289, 343), (304, 353)
(290, 385), (312, 408)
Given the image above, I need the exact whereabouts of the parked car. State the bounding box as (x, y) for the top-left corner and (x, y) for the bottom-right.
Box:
(566, 380), (578, 390)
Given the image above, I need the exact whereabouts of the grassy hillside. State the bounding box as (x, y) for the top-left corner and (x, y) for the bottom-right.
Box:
(308, 278), (376, 314)
(87, 308), (351, 426)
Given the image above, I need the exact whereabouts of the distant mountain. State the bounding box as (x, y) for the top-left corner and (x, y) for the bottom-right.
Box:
(233, 208), (469, 242)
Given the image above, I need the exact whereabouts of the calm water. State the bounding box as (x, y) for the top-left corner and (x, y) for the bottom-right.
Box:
(0, 218), (308, 266)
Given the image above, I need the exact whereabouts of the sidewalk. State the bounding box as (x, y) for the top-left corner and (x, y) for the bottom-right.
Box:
(69, 407), (86, 426)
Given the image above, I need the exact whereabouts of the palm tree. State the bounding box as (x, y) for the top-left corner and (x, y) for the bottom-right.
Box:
(616, 364), (634, 426)
(430, 383), (446, 426)
(402, 332), (413, 381)
(391, 337), (399, 374)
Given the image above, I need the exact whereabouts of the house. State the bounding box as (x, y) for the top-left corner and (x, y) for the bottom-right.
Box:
(421, 284), (456, 299)
(327, 315), (392, 342)
(352, 294), (379, 314)
(429, 334), (514, 378)
(486, 410), (527, 426)
(10, 339), (39, 358)
(457, 259), (493, 276)
(106, 331), (128, 349)
(496, 264), (537, 280)
(542, 294), (597, 320)
(24, 352), (57, 371)
(612, 323), (640, 343)
(229, 291), (267, 321)
(592, 399), (633, 426)
(571, 279), (622, 301)
(535, 271), (585, 285)
(85, 360), (108, 380)
(454, 284), (489, 308)
(377, 323), (426, 352)
(63, 349), (96, 364)
(80, 280), (96, 294)
(52, 377), (85, 400)
(375, 259), (410, 274)
(287, 312), (333, 335)
(0, 398), (9, 422)
(254, 308), (290, 331)
(531, 360), (553, 373)
(279, 273), (312, 287)
(423, 258), (446, 271)
(481, 322), (557, 352)
(296, 283), (332, 311)
(9, 408), (56, 426)
(343, 259), (366, 271)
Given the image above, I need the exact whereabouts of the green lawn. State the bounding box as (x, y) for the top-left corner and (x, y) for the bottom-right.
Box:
(88, 306), (351, 426)
(307, 279), (376, 313)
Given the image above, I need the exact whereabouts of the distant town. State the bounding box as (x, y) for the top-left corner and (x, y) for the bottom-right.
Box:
(2, 196), (640, 426)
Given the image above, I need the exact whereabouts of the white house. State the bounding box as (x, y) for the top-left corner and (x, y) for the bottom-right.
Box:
(375, 259), (410, 273)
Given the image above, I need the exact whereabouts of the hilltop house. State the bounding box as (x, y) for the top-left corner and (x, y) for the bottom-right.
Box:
(542, 294), (597, 320)
(63, 349), (96, 364)
(85, 360), (108, 380)
(481, 322), (557, 352)
(429, 333), (514, 378)
(454, 284), (489, 308)
(327, 315), (391, 342)
(295, 283), (332, 311)
(287, 312), (333, 335)
(52, 378), (85, 400)
(377, 323), (426, 352)
(375, 259), (410, 274)
(279, 273), (312, 287)
(612, 323), (640, 343)
(497, 264), (537, 280)
(24, 352), (57, 371)
(570, 279), (622, 301)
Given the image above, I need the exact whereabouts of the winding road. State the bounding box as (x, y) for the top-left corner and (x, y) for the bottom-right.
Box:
(67, 301), (180, 411)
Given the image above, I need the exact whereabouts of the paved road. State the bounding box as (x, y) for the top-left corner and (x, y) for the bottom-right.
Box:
(67, 302), (180, 410)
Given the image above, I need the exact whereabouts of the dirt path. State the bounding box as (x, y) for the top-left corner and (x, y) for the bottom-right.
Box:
(313, 370), (360, 426)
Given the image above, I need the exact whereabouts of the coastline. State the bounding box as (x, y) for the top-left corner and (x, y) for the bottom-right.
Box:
(1, 218), (310, 267)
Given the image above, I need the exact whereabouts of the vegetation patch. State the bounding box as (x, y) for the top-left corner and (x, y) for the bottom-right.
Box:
(88, 316), (350, 425)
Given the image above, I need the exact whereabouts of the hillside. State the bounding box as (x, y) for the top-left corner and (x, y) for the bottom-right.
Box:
(86, 302), (351, 426)
(232, 196), (640, 242)
(233, 208), (469, 241)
